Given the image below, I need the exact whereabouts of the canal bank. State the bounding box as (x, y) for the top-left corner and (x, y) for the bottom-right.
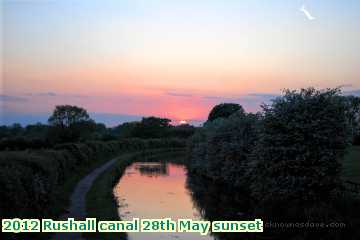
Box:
(85, 148), (186, 240)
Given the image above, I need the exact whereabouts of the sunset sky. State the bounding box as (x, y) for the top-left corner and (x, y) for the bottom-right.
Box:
(1, 0), (360, 125)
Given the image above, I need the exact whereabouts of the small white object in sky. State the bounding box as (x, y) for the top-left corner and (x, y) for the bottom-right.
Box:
(300, 5), (316, 20)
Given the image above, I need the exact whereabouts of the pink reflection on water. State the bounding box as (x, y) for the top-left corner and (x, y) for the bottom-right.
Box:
(113, 162), (213, 240)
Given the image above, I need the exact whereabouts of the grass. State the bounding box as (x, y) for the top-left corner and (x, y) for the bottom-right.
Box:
(84, 148), (186, 240)
(51, 152), (126, 219)
(342, 146), (360, 183)
(84, 153), (135, 240)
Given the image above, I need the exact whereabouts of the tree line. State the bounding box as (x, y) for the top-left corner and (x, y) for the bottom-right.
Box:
(0, 106), (195, 150)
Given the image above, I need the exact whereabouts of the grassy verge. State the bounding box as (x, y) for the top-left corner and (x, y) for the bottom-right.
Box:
(84, 153), (134, 240)
(85, 148), (186, 240)
(342, 146), (360, 183)
(51, 152), (129, 218)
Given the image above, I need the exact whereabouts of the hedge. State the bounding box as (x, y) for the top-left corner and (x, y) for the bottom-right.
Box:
(0, 138), (185, 219)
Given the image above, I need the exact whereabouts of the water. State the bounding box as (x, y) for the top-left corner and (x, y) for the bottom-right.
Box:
(113, 161), (354, 240)
(113, 162), (214, 240)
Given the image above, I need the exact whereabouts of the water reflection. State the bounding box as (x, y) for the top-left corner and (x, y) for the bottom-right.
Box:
(114, 162), (213, 240)
(186, 172), (256, 240)
(135, 162), (168, 177)
(186, 172), (359, 240)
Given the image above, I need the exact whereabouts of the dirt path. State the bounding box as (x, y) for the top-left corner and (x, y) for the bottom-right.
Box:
(52, 158), (118, 240)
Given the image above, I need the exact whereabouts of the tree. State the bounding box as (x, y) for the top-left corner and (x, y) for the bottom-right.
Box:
(113, 122), (140, 139)
(250, 88), (349, 202)
(141, 117), (171, 128)
(48, 105), (92, 127)
(132, 117), (172, 138)
(48, 105), (96, 143)
(207, 103), (243, 122)
(168, 124), (196, 138)
(0, 124), (24, 139)
(24, 122), (49, 139)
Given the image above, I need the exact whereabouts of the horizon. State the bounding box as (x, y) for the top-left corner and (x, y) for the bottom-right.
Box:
(0, 110), (205, 127)
(1, 88), (360, 127)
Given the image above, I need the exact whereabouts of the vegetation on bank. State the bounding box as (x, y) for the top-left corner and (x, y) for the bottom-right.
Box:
(0, 139), (185, 220)
(188, 88), (360, 202)
(187, 88), (360, 239)
(0, 103), (191, 240)
(0, 106), (191, 211)
(85, 152), (134, 240)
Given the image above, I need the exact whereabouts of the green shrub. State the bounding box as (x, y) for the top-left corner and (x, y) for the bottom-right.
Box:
(250, 88), (349, 202)
(188, 110), (259, 188)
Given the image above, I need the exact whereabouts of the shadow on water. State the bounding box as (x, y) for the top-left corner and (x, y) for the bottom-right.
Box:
(186, 171), (360, 240)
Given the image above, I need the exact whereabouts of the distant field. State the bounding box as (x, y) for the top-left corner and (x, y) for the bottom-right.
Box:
(342, 146), (360, 183)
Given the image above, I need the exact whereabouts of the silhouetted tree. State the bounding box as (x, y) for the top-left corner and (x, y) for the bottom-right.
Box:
(113, 122), (140, 138)
(132, 117), (171, 138)
(48, 105), (96, 143)
(48, 105), (92, 127)
(207, 103), (243, 122)
(24, 122), (49, 139)
(0, 124), (24, 139)
(168, 124), (196, 138)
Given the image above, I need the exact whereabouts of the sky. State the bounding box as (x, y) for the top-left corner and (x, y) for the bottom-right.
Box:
(1, 0), (360, 126)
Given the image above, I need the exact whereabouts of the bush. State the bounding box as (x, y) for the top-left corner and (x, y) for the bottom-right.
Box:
(250, 88), (349, 202)
(0, 137), (52, 151)
(0, 150), (72, 218)
(188, 110), (259, 188)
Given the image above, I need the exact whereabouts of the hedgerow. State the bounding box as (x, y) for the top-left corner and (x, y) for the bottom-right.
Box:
(0, 138), (185, 218)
